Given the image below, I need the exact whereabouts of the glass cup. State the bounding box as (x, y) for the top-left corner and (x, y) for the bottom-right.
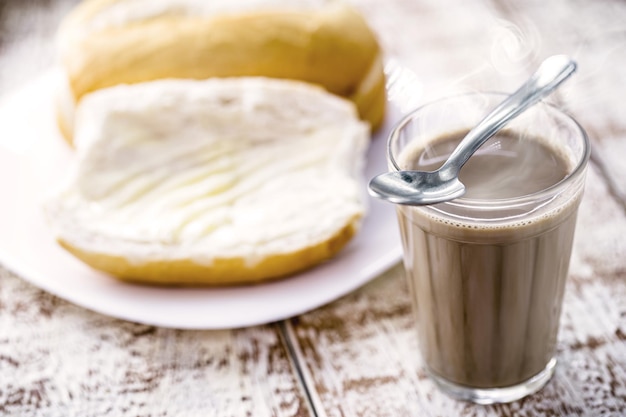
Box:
(385, 93), (589, 404)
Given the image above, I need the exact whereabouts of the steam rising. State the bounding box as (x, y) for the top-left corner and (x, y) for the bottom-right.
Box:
(489, 18), (541, 76)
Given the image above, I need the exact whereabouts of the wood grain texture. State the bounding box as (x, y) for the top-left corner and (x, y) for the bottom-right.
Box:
(0, 267), (312, 417)
(290, 0), (626, 415)
(0, 2), (311, 416)
(0, 0), (78, 92)
(490, 0), (626, 210)
(289, 166), (626, 416)
(1, 0), (625, 416)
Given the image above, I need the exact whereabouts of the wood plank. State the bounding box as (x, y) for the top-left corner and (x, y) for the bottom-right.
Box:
(0, 267), (312, 417)
(0, 1), (312, 416)
(492, 0), (626, 207)
(288, 164), (626, 416)
(0, 0), (79, 92)
(289, 0), (626, 415)
(1, 0), (624, 415)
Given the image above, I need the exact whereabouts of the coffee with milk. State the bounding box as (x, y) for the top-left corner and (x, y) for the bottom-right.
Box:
(396, 129), (583, 388)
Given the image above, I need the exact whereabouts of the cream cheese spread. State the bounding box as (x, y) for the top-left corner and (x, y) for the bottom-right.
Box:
(46, 77), (369, 267)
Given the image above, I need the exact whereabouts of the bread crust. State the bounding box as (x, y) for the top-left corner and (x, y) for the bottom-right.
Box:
(58, 218), (359, 286)
(57, 0), (386, 139)
(47, 77), (369, 286)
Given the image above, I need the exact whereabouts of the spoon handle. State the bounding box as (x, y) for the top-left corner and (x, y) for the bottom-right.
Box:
(439, 55), (577, 180)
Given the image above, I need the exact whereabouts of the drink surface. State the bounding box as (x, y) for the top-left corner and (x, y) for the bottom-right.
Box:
(395, 129), (583, 389)
(399, 129), (571, 200)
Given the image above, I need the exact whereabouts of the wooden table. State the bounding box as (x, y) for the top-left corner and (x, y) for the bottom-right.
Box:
(1, 0), (625, 415)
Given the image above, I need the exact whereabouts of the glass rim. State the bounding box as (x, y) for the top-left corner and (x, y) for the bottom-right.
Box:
(387, 91), (591, 209)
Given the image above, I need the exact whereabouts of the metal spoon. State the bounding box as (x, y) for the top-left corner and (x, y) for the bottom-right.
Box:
(368, 55), (577, 206)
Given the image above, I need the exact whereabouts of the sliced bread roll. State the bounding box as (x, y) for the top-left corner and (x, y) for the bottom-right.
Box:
(45, 77), (370, 285)
(56, 0), (386, 140)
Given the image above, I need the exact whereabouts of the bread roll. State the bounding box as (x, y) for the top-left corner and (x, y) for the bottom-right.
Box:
(56, 0), (386, 140)
(45, 77), (370, 285)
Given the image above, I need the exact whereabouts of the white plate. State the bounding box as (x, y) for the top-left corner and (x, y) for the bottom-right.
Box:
(0, 70), (404, 329)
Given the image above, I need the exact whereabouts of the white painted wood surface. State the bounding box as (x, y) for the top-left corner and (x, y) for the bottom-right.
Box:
(0, 269), (311, 416)
(1, 0), (624, 415)
(289, 0), (626, 415)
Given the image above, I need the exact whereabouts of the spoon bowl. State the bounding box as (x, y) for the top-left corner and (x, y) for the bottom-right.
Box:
(369, 55), (577, 206)
(370, 170), (465, 205)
